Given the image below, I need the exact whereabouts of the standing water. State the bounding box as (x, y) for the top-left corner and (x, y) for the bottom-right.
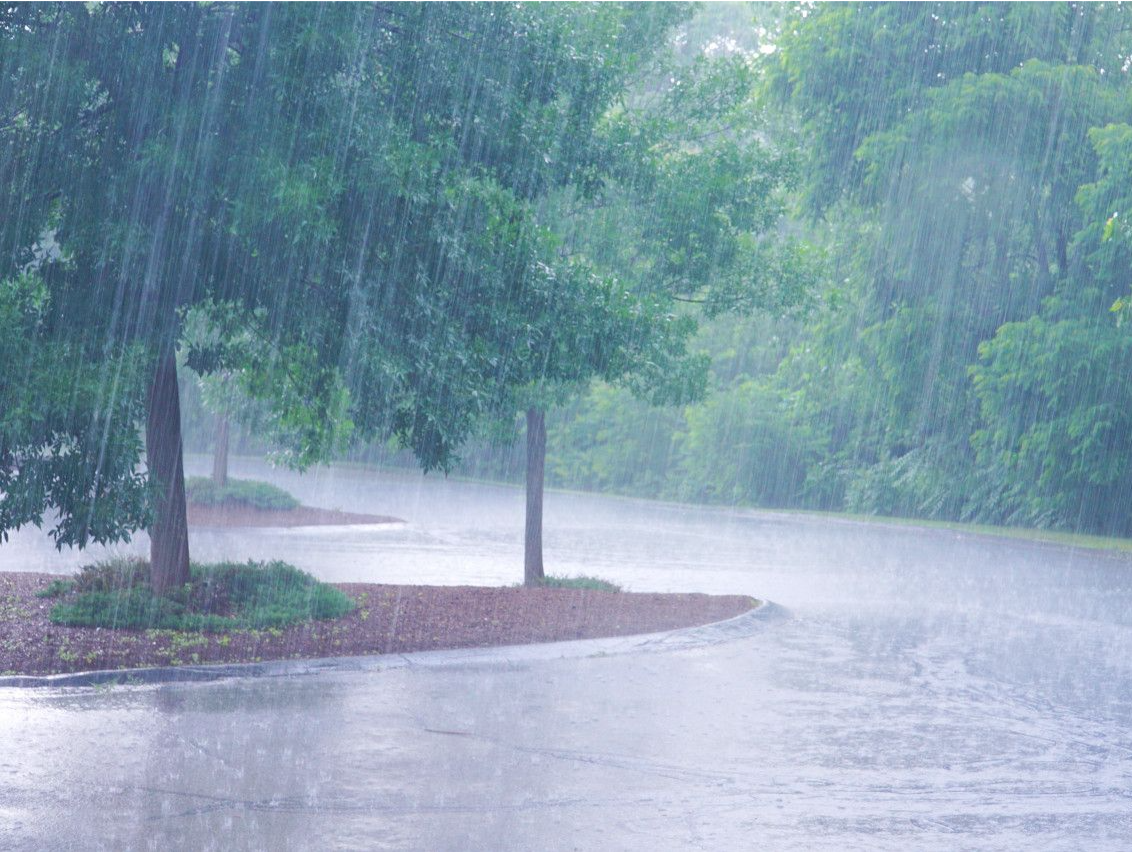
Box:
(2, 458), (1130, 850)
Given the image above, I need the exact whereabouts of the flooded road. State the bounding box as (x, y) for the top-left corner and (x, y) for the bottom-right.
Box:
(2, 458), (1131, 849)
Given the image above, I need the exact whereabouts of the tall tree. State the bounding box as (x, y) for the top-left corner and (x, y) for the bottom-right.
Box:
(513, 40), (815, 583)
(764, 1), (1132, 522)
(970, 122), (1132, 534)
(0, 3), (707, 591)
(1, 4), (249, 591)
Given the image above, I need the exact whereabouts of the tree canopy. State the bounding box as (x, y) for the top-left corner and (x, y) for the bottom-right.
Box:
(5, 2), (819, 589)
(499, 1), (1132, 539)
(0, 3), (703, 587)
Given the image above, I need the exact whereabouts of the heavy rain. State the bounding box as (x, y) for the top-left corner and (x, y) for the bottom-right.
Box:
(1, 2), (1131, 849)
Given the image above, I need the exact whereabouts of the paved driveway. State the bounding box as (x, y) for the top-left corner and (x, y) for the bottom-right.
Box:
(2, 461), (1131, 849)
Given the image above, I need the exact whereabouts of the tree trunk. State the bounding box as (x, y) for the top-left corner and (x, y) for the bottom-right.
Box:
(211, 412), (230, 487)
(524, 407), (546, 587)
(147, 348), (191, 595)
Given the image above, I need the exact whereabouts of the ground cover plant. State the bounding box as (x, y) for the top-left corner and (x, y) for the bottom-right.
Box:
(184, 477), (300, 511)
(43, 558), (353, 632)
(535, 575), (623, 593)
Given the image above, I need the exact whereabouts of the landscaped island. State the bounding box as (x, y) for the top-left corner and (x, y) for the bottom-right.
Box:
(0, 568), (756, 678)
(185, 477), (403, 528)
(0, 481), (754, 679)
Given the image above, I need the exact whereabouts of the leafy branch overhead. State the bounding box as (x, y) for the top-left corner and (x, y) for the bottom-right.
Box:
(5, 2), (793, 559)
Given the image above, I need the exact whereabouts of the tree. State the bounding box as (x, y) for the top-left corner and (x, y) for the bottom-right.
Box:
(1, 4), (248, 592)
(763, 1), (1132, 523)
(3, 4), (432, 590)
(0, 3), (706, 593)
(511, 36), (816, 583)
(970, 122), (1132, 534)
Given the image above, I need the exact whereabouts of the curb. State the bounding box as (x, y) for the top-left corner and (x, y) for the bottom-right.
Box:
(0, 600), (787, 690)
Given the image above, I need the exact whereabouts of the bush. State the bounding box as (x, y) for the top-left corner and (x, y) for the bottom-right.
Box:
(50, 559), (354, 631)
(35, 578), (74, 598)
(536, 575), (622, 592)
(69, 556), (149, 593)
(842, 440), (973, 522)
(184, 477), (300, 511)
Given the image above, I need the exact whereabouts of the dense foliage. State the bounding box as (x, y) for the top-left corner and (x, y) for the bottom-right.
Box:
(0, 3), (729, 588)
(447, 2), (1132, 538)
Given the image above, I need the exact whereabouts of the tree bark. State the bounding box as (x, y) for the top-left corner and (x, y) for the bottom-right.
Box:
(211, 412), (230, 487)
(147, 348), (191, 595)
(524, 407), (546, 587)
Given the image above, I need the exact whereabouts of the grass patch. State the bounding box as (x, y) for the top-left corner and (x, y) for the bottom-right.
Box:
(779, 508), (1132, 554)
(535, 575), (622, 592)
(50, 557), (354, 631)
(184, 477), (300, 511)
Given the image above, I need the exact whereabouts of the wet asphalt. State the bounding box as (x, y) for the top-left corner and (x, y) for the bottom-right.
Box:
(2, 459), (1130, 850)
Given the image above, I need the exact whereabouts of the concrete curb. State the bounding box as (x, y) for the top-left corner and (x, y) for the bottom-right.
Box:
(0, 600), (788, 690)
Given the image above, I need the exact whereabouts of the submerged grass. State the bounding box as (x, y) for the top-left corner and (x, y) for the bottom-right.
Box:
(784, 510), (1132, 554)
(48, 557), (354, 631)
(184, 477), (300, 511)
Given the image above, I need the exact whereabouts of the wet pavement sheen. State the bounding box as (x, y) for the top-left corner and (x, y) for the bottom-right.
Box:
(2, 458), (1131, 850)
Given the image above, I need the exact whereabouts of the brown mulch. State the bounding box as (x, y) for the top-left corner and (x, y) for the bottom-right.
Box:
(186, 503), (403, 528)
(0, 572), (756, 677)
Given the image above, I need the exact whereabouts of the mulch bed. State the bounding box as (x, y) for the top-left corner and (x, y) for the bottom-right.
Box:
(0, 572), (756, 677)
(186, 503), (403, 528)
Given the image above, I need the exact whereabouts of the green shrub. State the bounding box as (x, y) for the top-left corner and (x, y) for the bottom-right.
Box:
(184, 477), (300, 511)
(35, 578), (75, 598)
(50, 559), (354, 631)
(69, 556), (149, 593)
(536, 575), (622, 592)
